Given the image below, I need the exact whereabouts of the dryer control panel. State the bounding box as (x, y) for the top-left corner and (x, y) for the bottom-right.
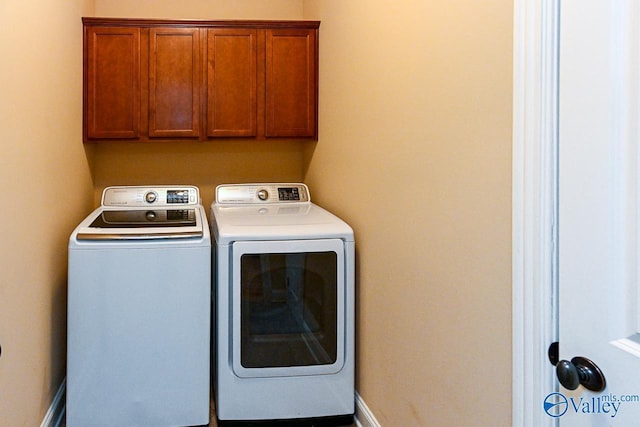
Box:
(101, 186), (200, 207)
(216, 183), (310, 204)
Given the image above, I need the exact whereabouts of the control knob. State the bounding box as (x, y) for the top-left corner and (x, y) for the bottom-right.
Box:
(257, 189), (269, 201)
(145, 191), (157, 204)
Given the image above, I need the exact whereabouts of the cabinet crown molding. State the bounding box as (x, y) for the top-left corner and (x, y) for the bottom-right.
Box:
(82, 17), (320, 29)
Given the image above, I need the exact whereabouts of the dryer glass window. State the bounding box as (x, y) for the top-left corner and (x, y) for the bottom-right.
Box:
(240, 251), (337, 368)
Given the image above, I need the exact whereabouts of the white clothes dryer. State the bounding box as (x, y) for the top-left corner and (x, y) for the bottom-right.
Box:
(211, 183), (355, 426)
(67, 186), (210, 427)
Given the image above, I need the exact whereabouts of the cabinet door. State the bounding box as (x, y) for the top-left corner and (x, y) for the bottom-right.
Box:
(206, 29), (257, 137)
(149, 28), (201, 138)
(265, 29), (317, 138)
(85, 26), (140, 139)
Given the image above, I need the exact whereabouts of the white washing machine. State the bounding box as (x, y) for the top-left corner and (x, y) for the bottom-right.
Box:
(67, 185), (210, 427)
(211, 183), (355, 425)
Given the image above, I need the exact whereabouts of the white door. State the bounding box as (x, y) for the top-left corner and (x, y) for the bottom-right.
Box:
(555, 0), (640, 424)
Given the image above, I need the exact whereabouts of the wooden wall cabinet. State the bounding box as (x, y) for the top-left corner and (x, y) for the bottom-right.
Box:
(265, 29), (317, 138)
(85, 26), (140, 139)
(206, 29), (257, 137)
(83, 18), (319, 142)
(148, 28), (201, 138)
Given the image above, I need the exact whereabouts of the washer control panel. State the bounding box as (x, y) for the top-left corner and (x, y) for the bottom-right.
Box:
(102, 186), (200, 207)
(216, 183), (310, 204)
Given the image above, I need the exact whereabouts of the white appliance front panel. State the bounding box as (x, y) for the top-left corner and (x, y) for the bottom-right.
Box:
(231, 239), (346, 378)
(67, 244), (210, 426)
(214, 239), (355, 421)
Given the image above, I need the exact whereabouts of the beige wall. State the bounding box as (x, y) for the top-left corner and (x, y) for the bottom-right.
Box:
(302, 1), (513, 426)
(90, 140), (307, 212)
(94, 0), (303, 20)
(0, 0), (95, 424)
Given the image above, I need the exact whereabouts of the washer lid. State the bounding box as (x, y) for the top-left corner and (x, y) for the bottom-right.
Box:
(75, 207), (205, 241)
(73, 186), (207, 241)
(88, 209), (197, 229)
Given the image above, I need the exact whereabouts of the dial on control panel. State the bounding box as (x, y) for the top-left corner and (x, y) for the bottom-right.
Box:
(145, 191), (158, 204)
(257, 189), (269, 201)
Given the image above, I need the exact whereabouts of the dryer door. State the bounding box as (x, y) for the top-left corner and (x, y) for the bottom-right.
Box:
(231, 239), (345, 378)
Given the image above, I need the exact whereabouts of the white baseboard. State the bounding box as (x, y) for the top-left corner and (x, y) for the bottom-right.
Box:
(354, 392), (381, 427)
(40, 378), (66, 427)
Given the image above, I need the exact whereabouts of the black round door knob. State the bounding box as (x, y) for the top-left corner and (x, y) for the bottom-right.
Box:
(556, 356), (606, 392)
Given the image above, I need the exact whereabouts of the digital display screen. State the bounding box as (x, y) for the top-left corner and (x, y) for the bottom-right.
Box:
(167, 190), (189, 204)
(278, 187), (300, 201)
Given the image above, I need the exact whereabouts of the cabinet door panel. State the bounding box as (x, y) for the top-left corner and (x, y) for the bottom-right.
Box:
(149, 28), (200, 138)
(207, 29), (257, 137)
(86, 27), (140, 139)
(265, 29), (317, 138)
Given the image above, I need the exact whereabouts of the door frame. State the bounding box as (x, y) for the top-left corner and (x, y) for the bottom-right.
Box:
(512, 0), (559, 425)
(515, 2), (640, 424)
